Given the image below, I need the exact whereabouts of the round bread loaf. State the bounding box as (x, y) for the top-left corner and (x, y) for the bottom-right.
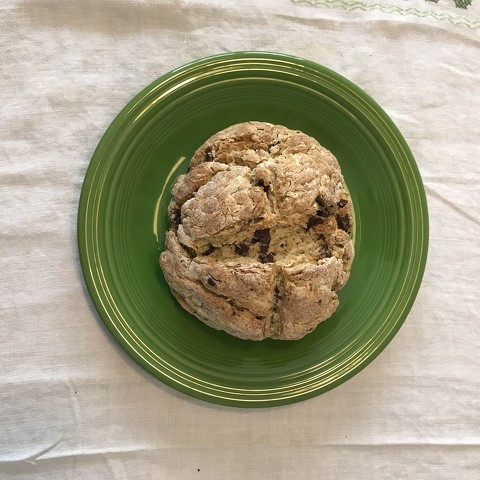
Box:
(160, 121), (354, 340)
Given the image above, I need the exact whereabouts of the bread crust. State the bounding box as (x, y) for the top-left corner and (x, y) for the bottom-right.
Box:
(160, 122), (354, 340)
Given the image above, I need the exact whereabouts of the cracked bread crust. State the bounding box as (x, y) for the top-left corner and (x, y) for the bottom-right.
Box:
(159, 121), (355, 340)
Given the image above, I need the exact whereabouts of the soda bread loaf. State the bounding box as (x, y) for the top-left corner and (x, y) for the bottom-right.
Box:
(160, 122), (354, 340)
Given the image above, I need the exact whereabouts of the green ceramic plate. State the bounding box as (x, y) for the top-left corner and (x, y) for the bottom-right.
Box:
(78, 52), (428, 407)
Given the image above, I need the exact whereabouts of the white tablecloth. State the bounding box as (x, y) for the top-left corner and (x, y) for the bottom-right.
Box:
(1, 1), (479, 478)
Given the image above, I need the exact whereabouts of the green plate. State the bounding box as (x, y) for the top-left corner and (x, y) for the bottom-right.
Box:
(78, 52), (428, 407)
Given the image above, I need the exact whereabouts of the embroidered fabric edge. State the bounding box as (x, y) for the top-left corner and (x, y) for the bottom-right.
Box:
(292, 0), (480, 29)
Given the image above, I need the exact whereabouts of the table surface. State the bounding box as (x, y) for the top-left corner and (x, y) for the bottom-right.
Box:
(1, 1), (479, 479)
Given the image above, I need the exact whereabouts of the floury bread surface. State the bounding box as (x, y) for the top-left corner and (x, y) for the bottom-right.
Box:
(160, 122), (354, 340)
